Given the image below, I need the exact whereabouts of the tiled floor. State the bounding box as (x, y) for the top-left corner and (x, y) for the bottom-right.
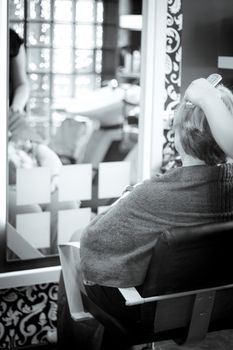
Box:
(143, 329), (233, 350)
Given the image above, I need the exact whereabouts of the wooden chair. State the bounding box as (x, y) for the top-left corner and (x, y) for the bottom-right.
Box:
(58, 220), (233, 348)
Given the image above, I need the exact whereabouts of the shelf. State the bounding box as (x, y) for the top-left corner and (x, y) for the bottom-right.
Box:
(119, 15), (142, 31)
(117, 71), (140, 80)
(218, 56), (233, 70)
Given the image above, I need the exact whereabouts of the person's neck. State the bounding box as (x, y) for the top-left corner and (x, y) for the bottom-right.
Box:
(181, 156), (205, 167)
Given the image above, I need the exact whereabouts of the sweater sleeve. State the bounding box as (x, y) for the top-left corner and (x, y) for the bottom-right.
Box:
(80, 180), (162, 288)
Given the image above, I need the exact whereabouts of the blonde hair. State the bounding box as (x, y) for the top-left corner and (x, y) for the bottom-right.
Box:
(173, 85), (233, 166)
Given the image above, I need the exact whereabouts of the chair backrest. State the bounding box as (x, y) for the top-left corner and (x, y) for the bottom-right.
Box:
(142, 220), (233, 297)
(139, 220), (233, 343)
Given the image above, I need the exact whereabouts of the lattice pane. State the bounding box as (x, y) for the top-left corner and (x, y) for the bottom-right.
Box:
(98, 161), (131, 199)
(16, 212), (50, 248)
(16, 167), (51, 205)
(58, 208), (91, 244)
(59, 164), (92, 201)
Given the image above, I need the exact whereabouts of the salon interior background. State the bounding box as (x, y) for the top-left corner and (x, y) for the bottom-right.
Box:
(0, 0), (181, 348)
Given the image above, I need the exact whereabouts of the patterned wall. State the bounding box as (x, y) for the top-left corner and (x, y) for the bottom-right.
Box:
(162, 0), (182, 172)
(0, 1), (183, 348)
(0, 284), (58, 348)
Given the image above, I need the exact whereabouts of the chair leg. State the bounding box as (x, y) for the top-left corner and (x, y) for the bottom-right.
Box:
(185, 291), (215, 344)
(91, 324), (105, 350)
(99, 327), (131, 350)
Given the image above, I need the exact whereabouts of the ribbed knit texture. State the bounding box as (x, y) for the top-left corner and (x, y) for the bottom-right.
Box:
(80, 164), (233, 288)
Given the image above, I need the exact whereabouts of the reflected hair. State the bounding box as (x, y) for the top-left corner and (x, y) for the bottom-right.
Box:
(173, 85), (233, 166)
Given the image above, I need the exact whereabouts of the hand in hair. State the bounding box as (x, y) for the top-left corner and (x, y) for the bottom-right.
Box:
(184, 78), (233, 159)
(184, 78), (220, 108)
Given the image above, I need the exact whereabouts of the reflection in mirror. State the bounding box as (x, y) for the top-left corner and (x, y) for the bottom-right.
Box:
(7, 0), (142, 261)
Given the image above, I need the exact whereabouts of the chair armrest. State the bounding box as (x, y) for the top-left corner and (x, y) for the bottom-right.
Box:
(119, 282), (233, 307)
(58, 242), (93, 321)
(119, 288), (144, 306)
(118, 287), (198, 306)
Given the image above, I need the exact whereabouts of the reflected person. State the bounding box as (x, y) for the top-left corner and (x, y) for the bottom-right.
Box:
(8, 29), (80, 255)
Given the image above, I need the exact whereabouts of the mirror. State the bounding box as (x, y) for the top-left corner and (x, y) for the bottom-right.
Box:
(7, 0), (142, 261)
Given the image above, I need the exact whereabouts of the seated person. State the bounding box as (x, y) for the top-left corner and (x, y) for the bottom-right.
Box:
(8, 111), (80, 254)
(8, 110), (62, 190)
(76, 80), (233, 327)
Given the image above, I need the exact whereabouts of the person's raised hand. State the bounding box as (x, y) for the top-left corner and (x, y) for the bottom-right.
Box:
(184, 78), (220, 108)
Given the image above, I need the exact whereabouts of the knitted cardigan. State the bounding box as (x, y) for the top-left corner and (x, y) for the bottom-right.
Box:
(80, 163), (233, 288)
